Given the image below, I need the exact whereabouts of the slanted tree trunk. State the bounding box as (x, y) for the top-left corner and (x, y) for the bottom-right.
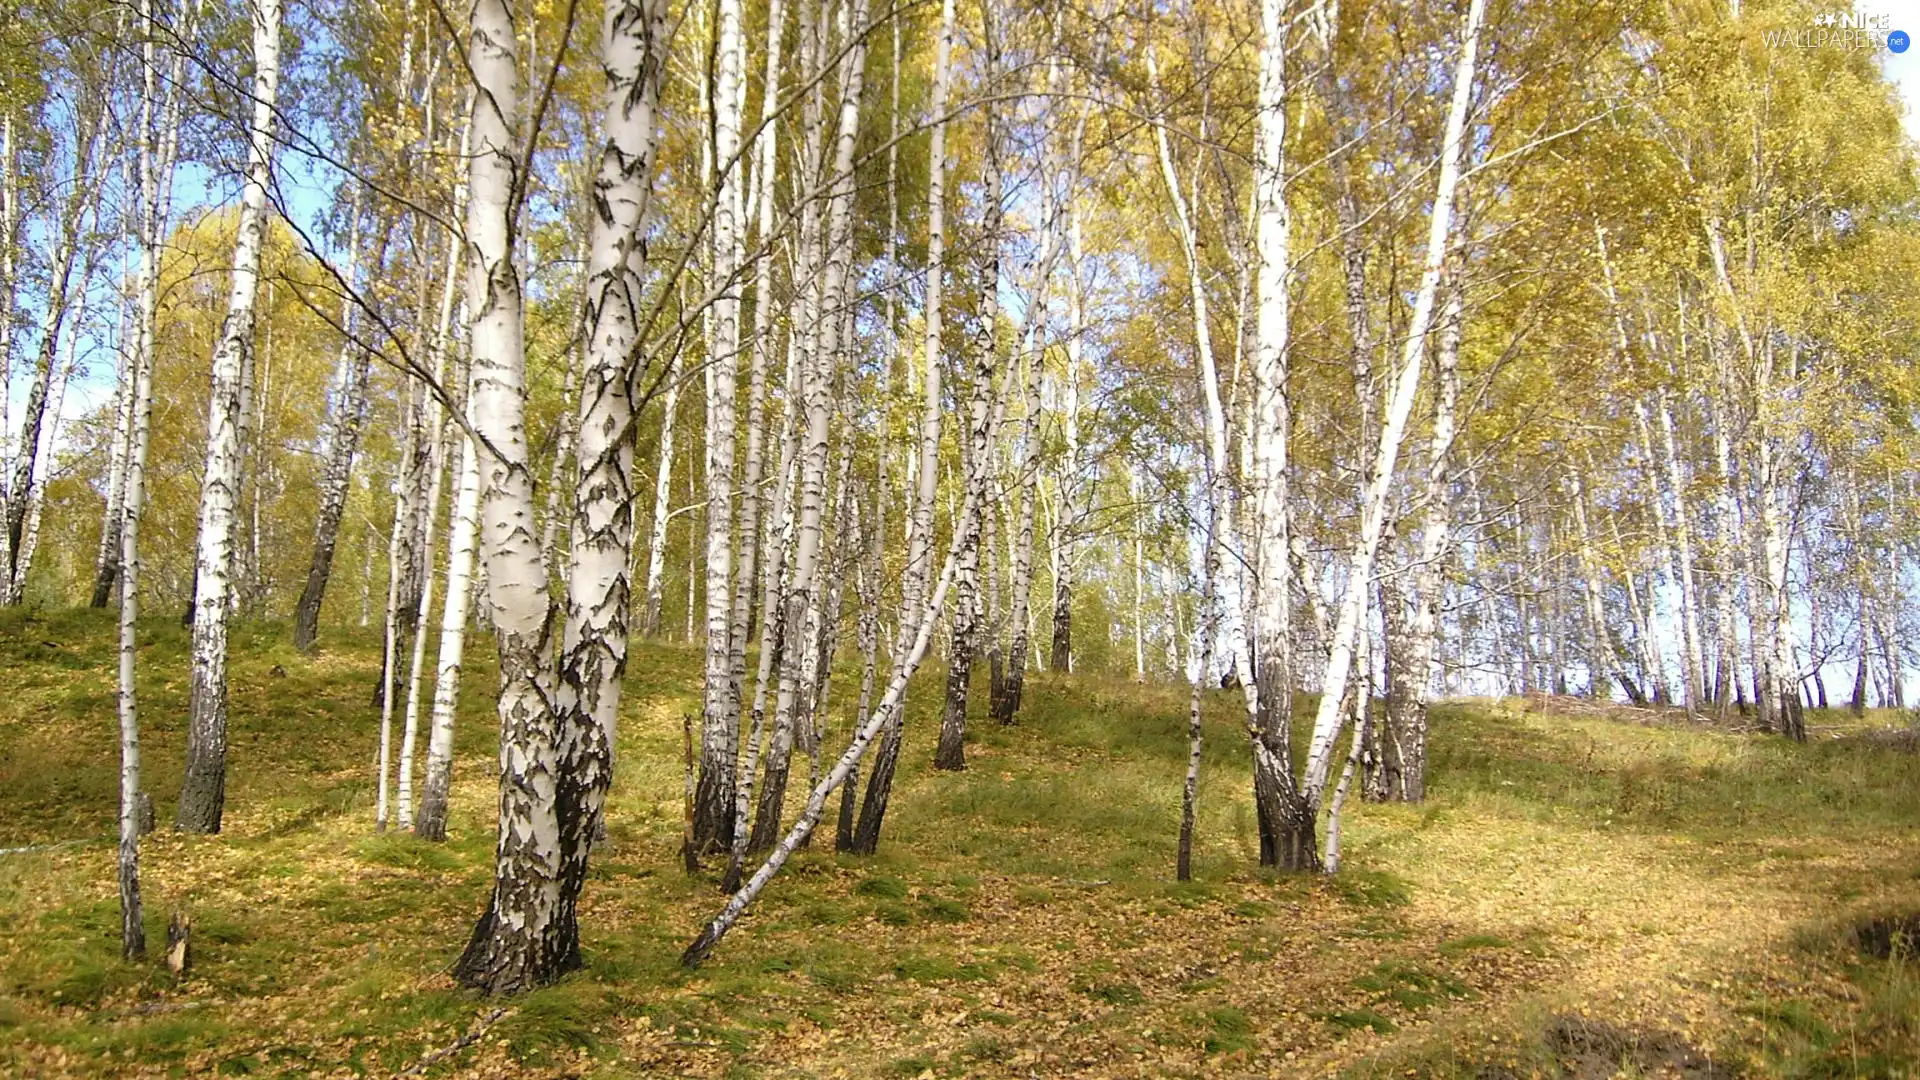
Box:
(686, 487), (976, 967)
(936, 60), (1001, 772)
(293, 212), (385, 652)
(849, 0), (955, 855)
(755, 0), (870, 835)
(11, 322), (82, 601)
(177, 0), (281, 833)
(1294, 0), (1486, 864)
(9, 78), (109, 602)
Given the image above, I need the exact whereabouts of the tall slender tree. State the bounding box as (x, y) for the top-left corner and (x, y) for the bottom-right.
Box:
(177, 0), (283, 833)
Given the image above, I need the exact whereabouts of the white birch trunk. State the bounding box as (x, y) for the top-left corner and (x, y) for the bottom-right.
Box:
(849, 0), (955, 854)
(549, 0), (669, 953)
(7, 83), (110, 601)
(93, 282), (135, 608)
(642, 353), (682, 636)
(1386, 284), (1463, 803)
(757, 0), (870, 830)
(178, 0), (281, 832)
(1569, 471), (1627, 700)
(115, 0), (180, 954)
(686, 486), (977, 966)
(936, 35), (998, 771)
(694, 0), (750, 854)
(416, 404), (479, 842)
(1657, 391), (1707, 710)
(449, 0), (566, 995)
(1297, 0), (1485, 840)
(291, 205), (379, 651)
(397, 407), (450, 831)
(725, 0), (789, 732)
(1049, 197), (1085, 673)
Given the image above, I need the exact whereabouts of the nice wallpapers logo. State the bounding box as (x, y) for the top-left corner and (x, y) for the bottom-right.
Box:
(1764, 11), (1911, 52)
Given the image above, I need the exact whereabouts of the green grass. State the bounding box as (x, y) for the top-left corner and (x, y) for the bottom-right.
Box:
(0, 610), (1915, 1077)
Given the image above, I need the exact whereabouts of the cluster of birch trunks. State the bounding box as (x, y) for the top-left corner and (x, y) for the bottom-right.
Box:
(14, 0), (1909, 994)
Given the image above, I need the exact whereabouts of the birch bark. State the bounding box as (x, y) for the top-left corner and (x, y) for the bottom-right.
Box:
(936, 51), (999, 771)
(116, 0), (181, 955)
(177, 0), (281, 832)
(692, 0), (750, 855)
(758, 0), (871, 830)
(725, 0), (789, 726)
(991, 60), (1070, 723)
(848, 0), (955, 855)
(449, 0), (567, 994)
(1293, 0), (1485, 862)
(1049, 197), (1085, 672)
(291, 208), (382, 653)
(1384, 284), (1463, 802)
(548, 0), (669, 960)
(685, 488), (975, 966)
(642, 353), (682, 636)
(416, 391), (478, 842)
(1242, 0), (1307, 867)
(8, 83), (109, 600)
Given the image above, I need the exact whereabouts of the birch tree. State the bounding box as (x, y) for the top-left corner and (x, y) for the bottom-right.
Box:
(177, 0), (282, 833)
(451, 0), (668, 993)
(847, 0), (955, 855)
(1289, 0), (1484, 865)
(549, 0), (669, 962)
(692, 0), (749, 856)
(113, 0), (188, 958)
(752, 0), (871, 838)
(291, 206), (383, 654)
(936, 34), (1001, 770)
(446, 0), (563, 992)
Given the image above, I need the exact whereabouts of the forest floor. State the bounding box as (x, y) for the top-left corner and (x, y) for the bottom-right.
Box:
(0, 608), (1917, 1078)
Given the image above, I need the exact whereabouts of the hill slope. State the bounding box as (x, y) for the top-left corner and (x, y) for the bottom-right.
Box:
(0, 608), (1916, 1077)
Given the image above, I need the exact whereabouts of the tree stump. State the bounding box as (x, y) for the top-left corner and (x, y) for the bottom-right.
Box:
(165, 912), (191, 977)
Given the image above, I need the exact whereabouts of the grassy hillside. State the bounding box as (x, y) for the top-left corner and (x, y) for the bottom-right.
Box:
(0, 607), (1916, 1078)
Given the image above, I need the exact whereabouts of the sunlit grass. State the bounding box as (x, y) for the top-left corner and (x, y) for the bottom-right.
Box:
(0, 608), (1914, 1076)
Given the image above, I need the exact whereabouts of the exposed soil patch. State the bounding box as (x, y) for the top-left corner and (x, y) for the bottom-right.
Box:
(1852, 912), (1920, 959)
(1543, 1016), (1731, 1079)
